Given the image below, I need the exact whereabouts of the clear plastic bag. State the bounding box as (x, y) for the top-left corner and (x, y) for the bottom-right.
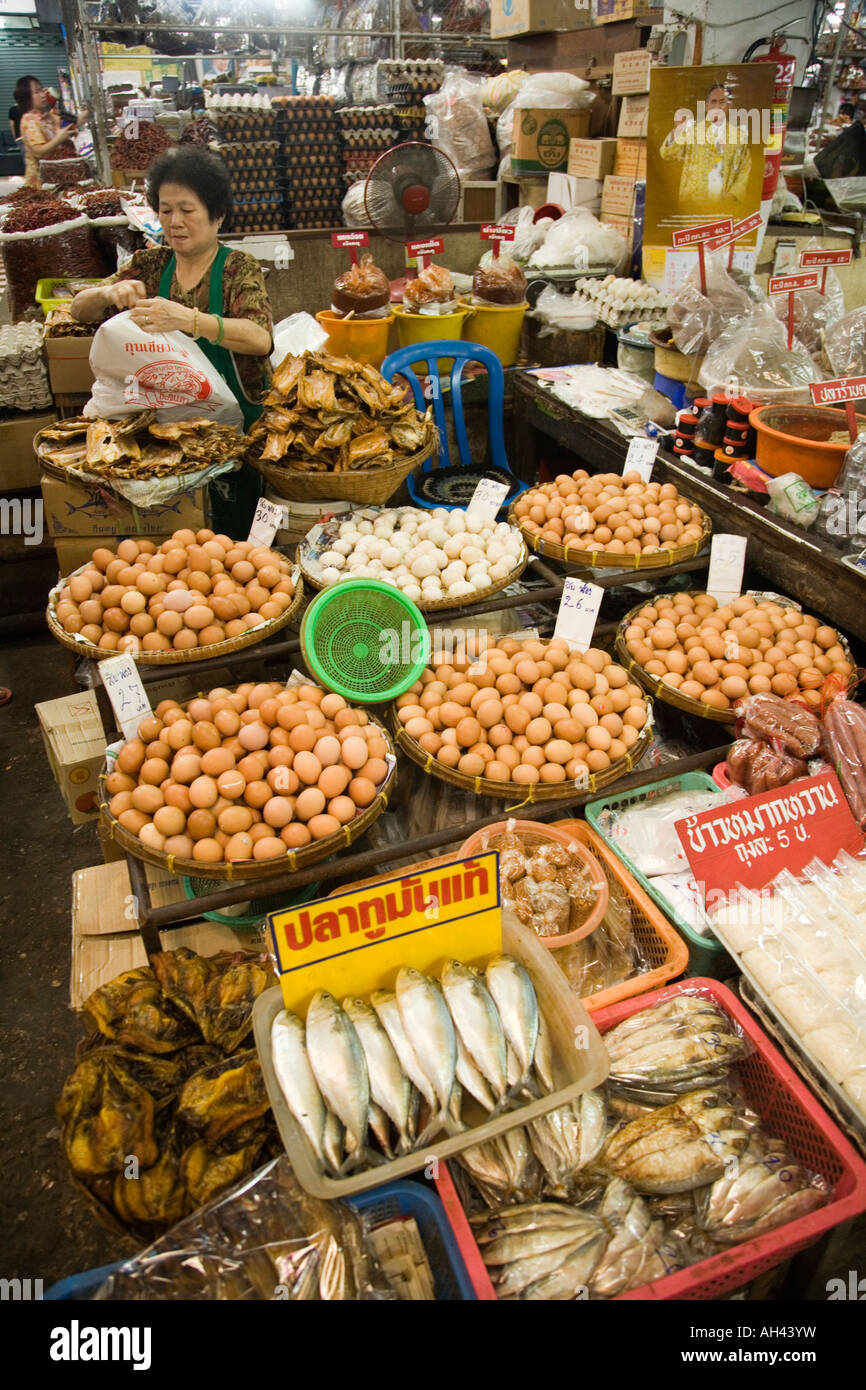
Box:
(342, 181), (373, 228)
(94, 1155), (396, 1300)
(403, 263), (456, 313)
(736, 692), (823, 758)
(271, 312), (329, 366)
(528, 209), (627, 271)
(603, 990), (752, 1095)
(698, 302), (821, 401)
(532, 283), (597, 334)
(424, 67), (495, 181)
(507, 206), (552, 263)
(332, 252), (391, 316)
(824, 304), (866, 378)
(472, 254), (527, 306)
(668, 255), (753, 357)
(697, 1130), (829, 1247)
(823, 695), (866, 829)
(599, 786), (728, 877)
(772, 277), (845, 355)
(815, 434), (866, 548)
(495, 71), (593, 179)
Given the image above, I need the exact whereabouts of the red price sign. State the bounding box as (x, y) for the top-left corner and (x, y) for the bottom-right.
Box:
(677, 770), (864, 908)
(480, 223), (515, 258)
(810, 375), (866, 440)
(801, 248), (853, 267)
(704, 211), (762, 253)
(331, 230), (369, 264)
(672, 218), (733, 248)
(768, 271), (820, 294)
(407, 237), (444, 268)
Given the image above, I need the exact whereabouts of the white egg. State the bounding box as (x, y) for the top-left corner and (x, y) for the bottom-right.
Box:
(487, 540), (505, 564)
(321, 566), (342, 585)
(446, 511), (465, 535)
(411, 554), (438, 579)
(332, 538), (353, 557)
(417, 523), (432, 541)
(441, 561), (466, 587)
(470, 572), (491, 590)
(339, 522), (357, 537)
(503, 535), (522, 557)
(391, 533), (412, 551)
(494, 522), (512, 541)
(432, 548), (449, 570)
(466, 562), (488, 580)
(465, 510), (486, 534)
(380, 545), (402, 569)
(461, 545), (484, 566)
(319, 549), (345, 568)
(443, 534), (464, 559)
(427, 525), (449, 547)
(357, 521), (374, 535)
(448, 580), (474, 597)
(401, 582), (422, 602)
(417, 539), (435, 553)
(489, 559), (512, 581)
(393, 564), (410, 579)
(366, 539), (384, 558)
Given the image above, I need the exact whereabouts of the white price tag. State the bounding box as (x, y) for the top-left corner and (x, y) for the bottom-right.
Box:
(467, 477), (510, 520)
(248, 497), (285, 549)
(624, 437), (659, 483)
(707, 533), (747, 605)
(101, 654), (152, 742)
(554, 578), (604, 652)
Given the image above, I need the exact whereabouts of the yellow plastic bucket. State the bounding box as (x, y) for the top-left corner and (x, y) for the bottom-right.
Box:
(392, 304), (470, 374)
(461, 300), (528, 367)
(315, 309), (394, 368)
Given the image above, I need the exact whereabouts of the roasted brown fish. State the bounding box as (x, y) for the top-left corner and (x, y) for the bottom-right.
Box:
(84, 967), (199, 1054)
(58, 1053), (159, 1177)
(177, 1051), (270, 1144)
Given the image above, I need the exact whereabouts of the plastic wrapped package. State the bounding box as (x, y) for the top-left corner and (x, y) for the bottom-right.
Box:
(772, 270), (845, 354)
(602, 991), (752, 1094)
(668, 256), (753, 357)
(815, 433), (866, 548)
(823, 696), (866, 828)
(697, 1131), (829, 1246)
(698, 302), (822, 401)
(424, 68), (495, 181)
(507, 206), (552, 263)
(94, 1156), (396, 1300)
(403, 263), (457, 314)
(467, 823), (607, 940)
(528, 209), (627, 271)
(495, 71), (593, 178)
(736, 693), (823, 758)
(342, 180), (373, 228)
(598, 787), (728, 878)
(472, 254), (527, 306)
(531, 283), (597, 335)
(553, 875), (649, 998)
(825, 305), (866, 378)
(726, 739), (809, 795)
(332, 252), (391, 316)
(483, 68), (529, 116)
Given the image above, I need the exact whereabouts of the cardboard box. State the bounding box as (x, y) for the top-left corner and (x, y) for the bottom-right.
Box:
(612, 49), (653, 96)
(567, 137), (618, 181)
(615, 138), (647, 178)
(512, 107), (592, 175)
(40, 474), (205, 540)
(0, 410), (58, 490)
(617, 93), (650, 139)
(54, 533), (173, 574)
(490, 0), (592, 39)
(548, 172), (602, 214)
(71, 859), (260, 1007)
(36, 689), (105, 824)
(602, 174), (638, 216)
(44, 334), (95, 395)
(596, 0), (663, 24)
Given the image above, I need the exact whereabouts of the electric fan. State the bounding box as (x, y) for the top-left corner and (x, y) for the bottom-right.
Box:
(364, 141), (461, 247)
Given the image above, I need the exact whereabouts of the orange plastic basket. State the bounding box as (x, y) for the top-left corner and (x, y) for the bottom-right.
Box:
(551, 820), (689, 1012)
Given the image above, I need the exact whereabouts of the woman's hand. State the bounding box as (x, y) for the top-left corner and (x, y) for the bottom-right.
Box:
(58, 123), (77, 143)
(105, 279), (147, 310)
(129, 296), (192, 334)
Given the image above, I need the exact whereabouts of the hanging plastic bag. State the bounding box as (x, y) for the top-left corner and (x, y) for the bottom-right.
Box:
(85, 309), (244, 427)
(424, 67), (496, 181)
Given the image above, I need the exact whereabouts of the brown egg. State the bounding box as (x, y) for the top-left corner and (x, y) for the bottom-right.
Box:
(153, 805), (186, 837)
(131, 783), (164, 815)
(118, 808), (149, 835)
(348, 776), (377, 807)
(189, 775), (218, 809)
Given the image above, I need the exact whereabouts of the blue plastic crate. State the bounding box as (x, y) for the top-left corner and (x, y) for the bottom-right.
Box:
(44, 1179), (474, 1301)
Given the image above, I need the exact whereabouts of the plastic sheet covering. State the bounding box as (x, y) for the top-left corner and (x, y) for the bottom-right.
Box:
(698, 302), (821, 401)
(271, 312), (329, 367)
(425, 68), (496, 181)
(342, 180), (373, 228)
(528, 209), (626, 271)
(771, 247), (844, 354)
(668, 254), (753, 357)
(815, 432), (866, 548)
(94, 1155), (396, 1300)
(531, 283), (597, 334)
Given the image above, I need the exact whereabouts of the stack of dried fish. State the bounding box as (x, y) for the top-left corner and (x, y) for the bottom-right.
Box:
(36, 411), (244, 479)
(247, 350), (433, 473)
(272, 956), (560, 1178)
(44, 306), (96, 338)
(57, 948), (279, 1233)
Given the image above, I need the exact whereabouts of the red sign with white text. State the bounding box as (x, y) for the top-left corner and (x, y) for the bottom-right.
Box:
(480, 224), (516, 242)
(810, 376), (866, 406)
(672, 218), (733, 248)
(801, 248), (853, 268)
(769, 271), (819, 294)
(407, 237), (444, 256)
(677, 770), (864, 906)
(704, 211), (763, 252)
(331, 231), (369, 248)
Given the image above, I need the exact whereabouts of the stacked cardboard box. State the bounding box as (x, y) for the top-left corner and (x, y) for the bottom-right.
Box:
(41, 475), (205, 575)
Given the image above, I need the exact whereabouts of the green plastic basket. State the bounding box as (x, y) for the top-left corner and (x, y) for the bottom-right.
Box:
(182, 875), (322, 929)
(585, 771), (733, 980)
(300, 579), (429, 704)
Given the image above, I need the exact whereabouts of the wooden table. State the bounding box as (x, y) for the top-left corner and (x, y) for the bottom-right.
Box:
(511, 371), (866, 645)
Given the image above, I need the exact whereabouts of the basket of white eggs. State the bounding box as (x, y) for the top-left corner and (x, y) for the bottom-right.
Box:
(296, 505), (530, 612)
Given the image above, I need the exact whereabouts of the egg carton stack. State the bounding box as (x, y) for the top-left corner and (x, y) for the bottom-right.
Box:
(274, 96), (344, 230)
(379, 60), (443, 142)
(339, 106), (400, 186)
(0, 322), (52, 410)
(206, 93), (283, 232)
(570, 276), (670, 331)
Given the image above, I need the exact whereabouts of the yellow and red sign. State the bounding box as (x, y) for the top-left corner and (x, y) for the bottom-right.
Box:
(268, 853), (502, 1013)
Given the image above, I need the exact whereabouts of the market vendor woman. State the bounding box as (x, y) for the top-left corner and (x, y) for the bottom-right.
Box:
(16, 75), (77, 187)
(70, 146), (271, 530)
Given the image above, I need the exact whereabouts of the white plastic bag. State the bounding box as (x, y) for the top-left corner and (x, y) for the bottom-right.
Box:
(85, 310), (244, 427)
(424, 67), (495, 181)
(271, 312), (328, 366)
(528, 209), (627, 271)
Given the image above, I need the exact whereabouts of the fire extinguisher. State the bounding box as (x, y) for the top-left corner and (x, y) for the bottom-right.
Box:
(745, 34), (798, 202)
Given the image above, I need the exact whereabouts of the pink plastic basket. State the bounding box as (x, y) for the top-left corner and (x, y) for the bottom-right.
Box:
(435, 978), (866, 1301)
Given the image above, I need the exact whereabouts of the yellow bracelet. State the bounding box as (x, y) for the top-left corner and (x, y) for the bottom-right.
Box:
(192, 307), (199, 338)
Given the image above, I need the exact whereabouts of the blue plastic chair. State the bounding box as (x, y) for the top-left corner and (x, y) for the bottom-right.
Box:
(380, 339), (528, 513)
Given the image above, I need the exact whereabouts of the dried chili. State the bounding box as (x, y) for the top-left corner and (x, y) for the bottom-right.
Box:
(110, 121), (173, 170)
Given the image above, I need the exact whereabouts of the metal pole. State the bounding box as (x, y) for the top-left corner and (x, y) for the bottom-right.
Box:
(61, 0), (112, 185)
(820, 0), (855, 133)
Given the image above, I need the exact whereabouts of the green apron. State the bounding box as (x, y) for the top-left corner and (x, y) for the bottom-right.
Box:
(159, 245), (263, 535)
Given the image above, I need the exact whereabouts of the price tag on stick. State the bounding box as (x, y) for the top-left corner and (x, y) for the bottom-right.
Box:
(672, 219), (733, 293)
(480, 223), (516, 260)
(101, 653), (152, 742)
(331, 230), (369, 265)
(248, 497), (285, 549)
(624, 437), (658, 483)
(467, 476), (509, 520)
(706, 533), (747, 606)
(810, 375), (866, 443)
(800, 246), (852, 295)
(768, 272), (820, 350)
(554, 577), (604, 652)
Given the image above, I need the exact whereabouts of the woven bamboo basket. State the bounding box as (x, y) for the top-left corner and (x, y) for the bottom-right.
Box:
(508, 503), (712, 571)
(251, 427), (439, 507)
(615, 589), (856, 724)
(297, 533), (530, 614)
(97, 711), (398, 882)
(46, 564), (304, 666)
(390, 708), (654, 804)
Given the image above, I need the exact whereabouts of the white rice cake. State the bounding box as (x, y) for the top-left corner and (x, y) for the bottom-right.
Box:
(802, 1022), (866, 1084)
(772, 980), (838, 1037)
(841, 1067), (866, 1119)
(742, 939), (793, 993)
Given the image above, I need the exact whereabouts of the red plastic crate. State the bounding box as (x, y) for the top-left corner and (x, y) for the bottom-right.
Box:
(435, 978), (866, 1301)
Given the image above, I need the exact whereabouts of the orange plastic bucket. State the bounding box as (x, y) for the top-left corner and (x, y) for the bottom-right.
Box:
(749, 405), (866, 488)
(315, 309), (394, 368)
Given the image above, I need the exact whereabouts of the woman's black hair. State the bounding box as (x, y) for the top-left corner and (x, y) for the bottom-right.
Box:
(839, 101), (856, 117)
(14, 75), (40, 114)
(147, 147), (233, 231)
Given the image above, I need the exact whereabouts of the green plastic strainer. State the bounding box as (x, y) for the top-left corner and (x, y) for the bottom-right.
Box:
(182, 875), (323, 929)
(300, 580), (429, 703)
